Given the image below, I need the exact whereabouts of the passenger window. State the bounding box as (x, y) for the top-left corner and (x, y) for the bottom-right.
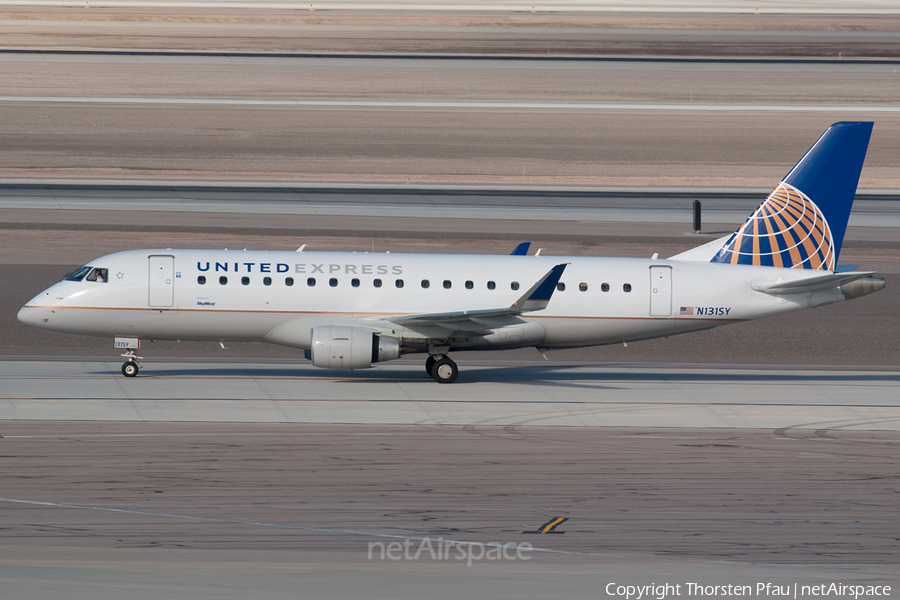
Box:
(351, 278), (360, 288)
(242, 276), (250, 286)
(465, 280), (474, 290)
(64, 266), (92, 282)
(557, 282), (566, 292)
(396, 279), (404, 288)
(285, 277), (294, 287)
(374, 278), (383, 288)
(601, 283), (610, 292)
(86, 268), (108, 283)
(579, 282), (588, 292)
(330, 278), (338, 287)
(487, 281), (496, 290)
(263, 277), (272, 286)
(511, 282), (520, 290)
(443, 280), (452, 289)
(623, 283), (632, 293)
(421, 280), (430, 289)
(198, 276), (206, 285)
(219, 276), (228, 285)
(308, 277), (316, 287)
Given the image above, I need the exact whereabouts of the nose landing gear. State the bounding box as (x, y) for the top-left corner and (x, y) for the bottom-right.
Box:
(120, 349), (142, 378)
(122, 360), (139, 377)
(116, 337), (143, 378)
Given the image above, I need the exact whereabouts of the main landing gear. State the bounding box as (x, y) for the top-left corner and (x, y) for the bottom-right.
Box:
(121, 349), (142, 378)
(426, 354), (458, 384)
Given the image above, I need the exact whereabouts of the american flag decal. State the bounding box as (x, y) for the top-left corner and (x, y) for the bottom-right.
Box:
(680, 306), (694, 315)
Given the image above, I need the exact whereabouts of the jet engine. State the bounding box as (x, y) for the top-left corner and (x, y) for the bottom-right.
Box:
(308, 325), (400, 370)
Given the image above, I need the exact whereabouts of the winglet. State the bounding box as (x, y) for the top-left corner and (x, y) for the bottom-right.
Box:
(512, 263), (568, 313)
(510, 242), (532, 256)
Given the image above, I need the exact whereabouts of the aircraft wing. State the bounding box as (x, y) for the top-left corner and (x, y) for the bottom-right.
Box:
(387, 263), (568, 331)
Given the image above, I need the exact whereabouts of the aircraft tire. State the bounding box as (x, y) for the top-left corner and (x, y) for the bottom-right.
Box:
(425, 355), (436, 375)
(430, 357), (458, 384)
(122, 361), (139, 378)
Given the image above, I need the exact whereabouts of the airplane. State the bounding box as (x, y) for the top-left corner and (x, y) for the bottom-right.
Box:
(18, 122), (885, 383)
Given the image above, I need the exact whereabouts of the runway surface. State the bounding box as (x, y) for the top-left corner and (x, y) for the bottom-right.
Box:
(2, 360), (899, 429)
(4, 0), (900, 11)
(4, 104), (900, 186)
(3, 53), (900, 105)
(2, 7), (900, 56)
(10, 95), (900, 113)
(1, 422), (898, 599)
(3, 51), (900, 186)
(3, 182), (900, 226)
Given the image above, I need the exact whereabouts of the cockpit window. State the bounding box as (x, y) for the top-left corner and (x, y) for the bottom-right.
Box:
(64, 266), (93, 282)
(85, 268), (108, 283)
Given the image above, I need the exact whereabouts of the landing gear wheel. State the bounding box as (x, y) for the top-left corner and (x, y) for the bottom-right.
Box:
(122, 361), (139, 378)
(430, 357), (458, 384)
(425, 355), (436, 376)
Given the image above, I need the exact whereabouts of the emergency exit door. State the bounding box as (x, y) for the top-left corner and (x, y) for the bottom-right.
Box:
(149, 255), (175, 308)
(649, 266), (672, 317)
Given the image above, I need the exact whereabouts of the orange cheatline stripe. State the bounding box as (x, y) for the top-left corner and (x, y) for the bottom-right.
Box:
(21, 306), (746, 323)
(26, 305), (408, 317)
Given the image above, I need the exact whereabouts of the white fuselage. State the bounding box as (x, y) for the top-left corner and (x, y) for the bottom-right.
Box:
(18, 249), (845, 353)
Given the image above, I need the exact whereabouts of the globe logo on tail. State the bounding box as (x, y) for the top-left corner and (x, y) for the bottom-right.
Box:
(711, 182), (835, 270)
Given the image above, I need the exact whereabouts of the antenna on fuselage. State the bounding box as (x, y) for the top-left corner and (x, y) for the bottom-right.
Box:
(297, 244), (306, 253)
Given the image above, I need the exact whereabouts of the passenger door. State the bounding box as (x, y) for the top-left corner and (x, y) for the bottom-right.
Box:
(649, 266), (672, 317)
(148, 255), (175, 308)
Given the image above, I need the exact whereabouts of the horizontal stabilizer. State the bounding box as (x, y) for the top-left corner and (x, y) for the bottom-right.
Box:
(834, 264), (860, 273)
(752, 271), (875, 295)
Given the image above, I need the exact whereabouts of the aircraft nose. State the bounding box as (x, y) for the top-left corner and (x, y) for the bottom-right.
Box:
(17, 305), (36, 326)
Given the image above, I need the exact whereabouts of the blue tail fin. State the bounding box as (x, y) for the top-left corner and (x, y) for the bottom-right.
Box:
(711, 121), (872, 270)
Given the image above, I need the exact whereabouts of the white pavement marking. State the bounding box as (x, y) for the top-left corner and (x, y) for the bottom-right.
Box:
(1, 0), (898, 13)
(3, 95), (900, 112)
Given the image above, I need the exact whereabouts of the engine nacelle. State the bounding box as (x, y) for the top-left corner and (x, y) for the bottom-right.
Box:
(308, 325), (400, 370)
